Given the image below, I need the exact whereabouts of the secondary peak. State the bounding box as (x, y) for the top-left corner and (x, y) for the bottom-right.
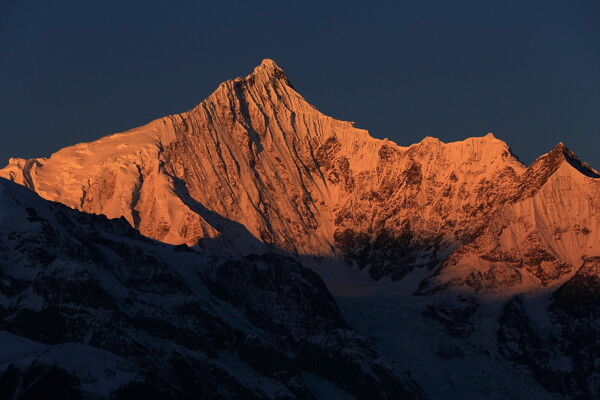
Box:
(546, 142), (600, 178)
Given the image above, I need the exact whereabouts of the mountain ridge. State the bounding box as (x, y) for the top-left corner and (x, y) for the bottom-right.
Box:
(1, 59), (598, 292)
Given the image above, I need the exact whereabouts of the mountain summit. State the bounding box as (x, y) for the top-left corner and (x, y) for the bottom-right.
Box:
(251, 58), (288, 78)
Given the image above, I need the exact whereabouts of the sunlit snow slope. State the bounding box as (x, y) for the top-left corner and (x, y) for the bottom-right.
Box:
(2, 59), (600, 291)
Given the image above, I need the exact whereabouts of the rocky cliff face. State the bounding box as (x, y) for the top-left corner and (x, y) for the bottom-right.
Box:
(0, 178), (421, 399)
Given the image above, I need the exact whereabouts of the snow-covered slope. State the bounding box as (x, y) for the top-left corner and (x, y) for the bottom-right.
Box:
(420, 143), (600, 294)
(0, 177), (421, 399)
(1, 59), (527, 282)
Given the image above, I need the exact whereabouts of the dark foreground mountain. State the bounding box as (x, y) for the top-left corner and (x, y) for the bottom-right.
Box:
(0, 178), (420, 399)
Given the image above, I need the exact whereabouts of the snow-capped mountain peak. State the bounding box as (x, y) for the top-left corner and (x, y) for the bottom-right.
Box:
(1, 59), (599, 291)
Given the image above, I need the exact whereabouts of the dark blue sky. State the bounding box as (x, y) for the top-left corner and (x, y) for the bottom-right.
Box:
(2, 0), (599, 167)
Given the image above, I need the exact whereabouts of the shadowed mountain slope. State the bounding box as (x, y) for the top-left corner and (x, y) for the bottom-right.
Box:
(0, 178), (421, 399)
